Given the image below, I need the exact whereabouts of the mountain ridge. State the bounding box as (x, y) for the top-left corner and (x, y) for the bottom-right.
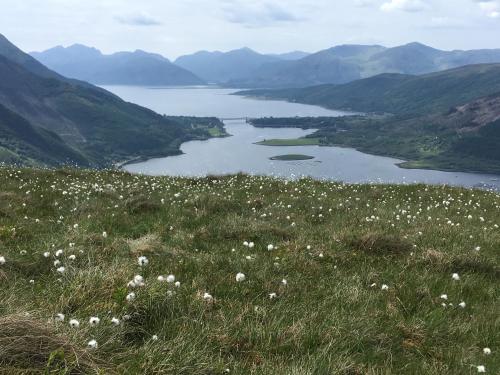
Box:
(31, 44), (206, 86)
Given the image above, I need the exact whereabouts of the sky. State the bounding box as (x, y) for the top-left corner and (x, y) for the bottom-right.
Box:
(1, 0), (500, 59)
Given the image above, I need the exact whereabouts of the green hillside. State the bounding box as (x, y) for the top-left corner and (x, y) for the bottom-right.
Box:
(238, 64), (500, 174)
(0, 34), (225, 167)
(0, 103), (89, 166)
(239, 64), (500, 116)
(0, 167), (498, 374)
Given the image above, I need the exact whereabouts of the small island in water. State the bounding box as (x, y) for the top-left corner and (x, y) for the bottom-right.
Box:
(270, 154), (315, 161)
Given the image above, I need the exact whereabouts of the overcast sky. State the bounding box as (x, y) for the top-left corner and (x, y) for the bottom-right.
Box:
(1, 0), (500, 59)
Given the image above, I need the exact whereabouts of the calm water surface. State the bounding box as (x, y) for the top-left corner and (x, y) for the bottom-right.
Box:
(102, 86), (500, 189)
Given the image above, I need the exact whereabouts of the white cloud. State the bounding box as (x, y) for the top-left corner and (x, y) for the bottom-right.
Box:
(354, 0), (377, 7)
(221, 1), (305, 27)
(429, 17), (469, 29)
(381, 0), (428, 12)
(475, 0), (500, 18)
(115, 12), (162, 26)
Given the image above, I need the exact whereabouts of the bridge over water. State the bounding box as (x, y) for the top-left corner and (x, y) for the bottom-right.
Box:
(220, 117), (251, 122)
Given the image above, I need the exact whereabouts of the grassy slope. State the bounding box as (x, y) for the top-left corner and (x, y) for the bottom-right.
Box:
(0, 103), (90, 166)
(0, 167), (498, 374)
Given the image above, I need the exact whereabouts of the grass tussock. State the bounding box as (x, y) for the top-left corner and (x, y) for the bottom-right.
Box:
(0, 167), (498, 374)
(346, 232), (413, 256)
(0, 314), (101, 374)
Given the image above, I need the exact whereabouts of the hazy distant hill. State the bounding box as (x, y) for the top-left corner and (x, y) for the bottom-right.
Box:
(267, 51), (310, 60)
(31, 44), (206, 86)
(232, 45), (386, 88)
(229, 42), (500, 88)
(174, 47), (281, 83)
(240, 63), (500, 115)
(0, 34), (223, 166)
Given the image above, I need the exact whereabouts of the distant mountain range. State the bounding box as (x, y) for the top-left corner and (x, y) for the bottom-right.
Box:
(31, 44), (206, 86)
(30, 42), (500, 89)
(230, 43), (500, 88)
(0, 34), (223, 166)
(173, 47), (282, 84)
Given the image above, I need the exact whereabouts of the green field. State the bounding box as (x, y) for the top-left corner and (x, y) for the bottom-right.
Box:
(0, 167), (498, 374)
(256, 138), (321, 146)
(270, 154), (315, 161)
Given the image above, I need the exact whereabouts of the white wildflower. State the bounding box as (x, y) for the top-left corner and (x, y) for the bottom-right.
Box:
(138, 256), (149, 266)
(166, 274), (175, 283)
(55, 313), (65, 322)
(87, 339), (98, 349)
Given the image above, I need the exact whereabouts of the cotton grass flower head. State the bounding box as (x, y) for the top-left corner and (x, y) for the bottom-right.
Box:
(111, 317), (120, 325)
(381, 284), (389, 291)
(267, 244), (274, 251)
(269, 292), (277, 299)
(236, 272), (246, 282)
(89, 316), (100, 326)
(157, 275), (166, 282)
(459, 301), (466, 308)
(483, 347), (491, 355)
(56, 266), (65, 274)
(55, 313), (65, 322)
(166, 274), (175, 283)
(69, 319), (80, 328)
(43, 252), (50, 258)
(126, 292), (136, 302)
(138, 256), (149, 266)
(476, 365), (486, 373)
(452, 273), (460, 281)
(203, 292), (213, 302)
(87, 339), (98, 349)
(0, 256), (5, 265)
(131, 275), (145, 287)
